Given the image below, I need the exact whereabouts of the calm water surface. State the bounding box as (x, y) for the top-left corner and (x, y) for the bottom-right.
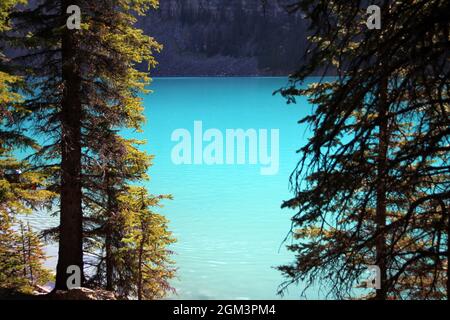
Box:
(21, 77), (318, 299)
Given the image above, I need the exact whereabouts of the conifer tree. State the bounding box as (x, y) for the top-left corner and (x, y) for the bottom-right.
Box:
(11, 0), (163, 290)
(1, 0), (54, 295)
(116, 186), (175, 300)
(278, 0), (449, 299)
(18, 222), (53, 289)
(0, 215), (52, 295)
(80, 133), (176, 299)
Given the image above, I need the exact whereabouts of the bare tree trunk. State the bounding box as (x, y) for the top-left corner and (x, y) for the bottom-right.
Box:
(105, 230), (113, 291)
(27, 223), (34, 284)
(105, 171), (116, 291)
(375, 76), (389, 300)
(20, 223), (27, 279)
(137, 238), (144, 300)
(55, 0), (84, 290)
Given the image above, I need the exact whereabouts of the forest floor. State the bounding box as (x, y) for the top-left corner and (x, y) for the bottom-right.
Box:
(0, 287), (118, 300)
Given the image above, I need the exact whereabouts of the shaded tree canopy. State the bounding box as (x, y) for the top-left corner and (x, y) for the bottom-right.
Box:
(1, 0), (54, 296)
(279, 0), (449, 299)
(8, 0), (175, 298)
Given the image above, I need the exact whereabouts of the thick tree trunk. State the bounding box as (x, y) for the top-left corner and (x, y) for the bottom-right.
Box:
(105, 230), (113, 291)
(105, 206), (114, 291)
(137, 240), (144, 300)
(26, 223), (34, 284)
(137, 218), (148, 300)
(375, 76), (389, 300)
(55, 0), (84, 290)
(20, 223), (27, 279)
(105, 172), (116, 291)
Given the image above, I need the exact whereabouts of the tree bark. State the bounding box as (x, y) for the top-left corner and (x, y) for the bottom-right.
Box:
(137, 238), (144, 300)
(447, 206), (449, 300)
(104, 169), (121, 291)
(27, 223), (34, 284)
(55, 0), (84, 290)
(105, 230), (113, 291)
(20, 223), (27, 279)
(105, 175), (114, 291)
(375, 76), (389, 300)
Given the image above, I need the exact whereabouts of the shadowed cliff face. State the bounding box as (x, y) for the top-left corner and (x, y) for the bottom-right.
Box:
(15, 0), (308, 76)
(139, 0), (308, 76)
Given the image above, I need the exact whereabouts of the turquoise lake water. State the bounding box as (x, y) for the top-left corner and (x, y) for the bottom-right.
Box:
(22, 77), (319, 299)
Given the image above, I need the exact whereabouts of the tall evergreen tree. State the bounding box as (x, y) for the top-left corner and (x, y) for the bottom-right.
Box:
(80, 134), (176, 299)
(116, 186), (175, 300)
(278, 0), (449, 299)
(0, 214), (53, 295)
(1, 0), (54, 295)
(11, 0), (163, 290)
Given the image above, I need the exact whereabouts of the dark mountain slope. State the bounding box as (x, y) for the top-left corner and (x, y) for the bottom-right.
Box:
(138, 0), (308, 76)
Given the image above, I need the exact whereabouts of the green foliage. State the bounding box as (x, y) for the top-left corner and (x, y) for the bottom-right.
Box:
(0, 215), (53, 294)
(116, 186), (176, 300)
(9, 0), (175, 297)
(279, 0), (449, 300)
(1, 0), (23, 117)
(1, 0), (56, 295)
(0, 0), (54, 295)
(83, 135), (177, 300)
(0, 212), (28, 292)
